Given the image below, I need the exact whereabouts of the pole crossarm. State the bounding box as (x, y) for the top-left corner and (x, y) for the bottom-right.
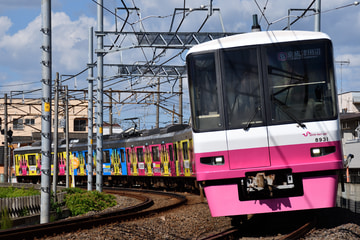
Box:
(104, 64), (187, 77)
(96, 31), (239, 49)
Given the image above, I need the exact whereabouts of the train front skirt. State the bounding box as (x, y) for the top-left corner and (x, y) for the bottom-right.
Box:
(204, 174), (338, 217)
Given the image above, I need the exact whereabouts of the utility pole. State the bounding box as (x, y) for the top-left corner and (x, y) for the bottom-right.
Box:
(87, 26), (94, 191)
(314, 0), (321, 31)
(96, 0), (104, 192)
(40, 0), (52, 224)
(53, 73), (59, 197)
(3, 94), (8, 183)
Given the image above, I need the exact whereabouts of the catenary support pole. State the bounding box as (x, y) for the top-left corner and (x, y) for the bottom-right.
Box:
(156, 78), (160, 128)
(40, 0), (52, 224)
(65, 86), (71, 187)
(87, 26), (94, 191)
(52, 72), (59, 198)
(109, 88), (113, 135)
(314, 0), (321, 32)
(3, 94), (8, 183)
(96, 0), (104, 192)
(179, 77), (183, 124)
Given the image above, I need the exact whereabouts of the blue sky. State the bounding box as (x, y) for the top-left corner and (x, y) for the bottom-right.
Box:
(0, 0), (359, 128)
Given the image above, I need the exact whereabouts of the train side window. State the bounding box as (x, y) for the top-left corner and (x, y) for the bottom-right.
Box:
(173, 144), (178, 161)
(152, 146), (160, 162)
(103, 150), (110, 164)
(182, 142), (189, 160)
(137, 148), (144, 162)
(169, 145), (174, 162)
(187, 52), (223, 132)
(120, 149), (125, 162)
(126, 149), (130, 163)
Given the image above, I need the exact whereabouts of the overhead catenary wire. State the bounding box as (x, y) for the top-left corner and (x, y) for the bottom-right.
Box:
(282, 0), (316, 30)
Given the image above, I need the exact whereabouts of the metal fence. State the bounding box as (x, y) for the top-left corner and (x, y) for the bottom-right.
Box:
(0, 192), (67, 218)
(337, 183), (360, 214)
(0, 183), (67, 219)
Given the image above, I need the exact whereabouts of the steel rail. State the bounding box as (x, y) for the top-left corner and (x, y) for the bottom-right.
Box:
(0, 189), (186, 240)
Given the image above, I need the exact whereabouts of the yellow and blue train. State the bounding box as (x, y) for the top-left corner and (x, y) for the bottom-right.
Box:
(13, 124), (195, 188)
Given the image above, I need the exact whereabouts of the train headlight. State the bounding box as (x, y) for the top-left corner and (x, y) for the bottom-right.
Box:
(215, 157), (223, 164)
(310, 146), (336, 157)
(311, 148), (321, 156)
(200, 156), (224, 165)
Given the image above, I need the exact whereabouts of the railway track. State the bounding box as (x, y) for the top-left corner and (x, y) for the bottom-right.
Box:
(0, 188), (187, 240)
(199, 212), (317, 240)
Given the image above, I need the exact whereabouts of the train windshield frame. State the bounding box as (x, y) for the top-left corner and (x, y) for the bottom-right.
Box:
(187, 39), (337, 132)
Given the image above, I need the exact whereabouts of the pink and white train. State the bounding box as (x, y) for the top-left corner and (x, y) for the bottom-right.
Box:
(186, 30), (343, 222)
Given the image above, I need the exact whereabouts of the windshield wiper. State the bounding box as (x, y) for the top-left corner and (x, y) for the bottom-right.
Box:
(244, 105), (262, 131)
(273, 98), (306, 129)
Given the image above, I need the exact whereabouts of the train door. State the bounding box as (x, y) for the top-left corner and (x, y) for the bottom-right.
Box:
(167, 143), (176, 176)
(92, 150), (97, 175)
(127, 147), (138, 176)
(103, 149), (112, 175)
(15, 154), (21, 176)
(26, 154), (37, 176)
(126, 148), (132, 175)
(20, 154), (28, 176)
(36, 153), (41, 175)
(136, 147), (146, 176)
(151, 145), (162, 176)
(58, 152), (66, 176)
(189, 139), (195, 175)
(161, 143), (170, 176)
(84, 150), (93, 175)
(50, 153), (54, 175)
(111, 148), (121, 175)
(145, 145), (153, 176)
(71, 152), (80, 176)
(222, 47), (270, 170)
(180, 140), (193, 176)
(119, 148), (127, 175)
(173, 142), (183, 176)
(78, 151), (86, 176)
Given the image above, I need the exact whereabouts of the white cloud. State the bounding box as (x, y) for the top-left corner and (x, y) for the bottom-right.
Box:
(52, 12), (97, 71)
(0, 15), (41, 69)
(0, 16), (12, 36)
(0, 11), (99, 91)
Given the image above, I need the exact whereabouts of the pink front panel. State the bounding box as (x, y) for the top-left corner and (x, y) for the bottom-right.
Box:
(269, 141), (343, 172)
(195, 140), (343, 181)
(229, 147), (270, 169)
(195, 150), (230, 176)
(205, 175), (338, 217)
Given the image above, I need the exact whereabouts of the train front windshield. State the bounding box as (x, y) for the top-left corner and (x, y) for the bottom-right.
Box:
(187, 39), (337, 132)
